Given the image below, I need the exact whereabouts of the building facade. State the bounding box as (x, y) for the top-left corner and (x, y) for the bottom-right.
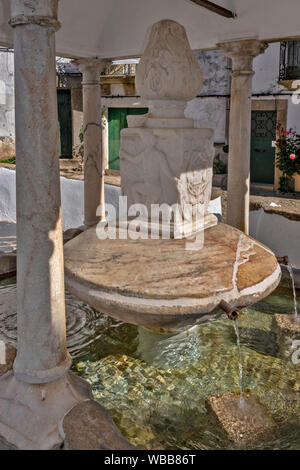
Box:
(1, 43), (300, 190)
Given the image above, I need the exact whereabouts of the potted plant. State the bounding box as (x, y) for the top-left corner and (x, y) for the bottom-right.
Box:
(276, 126), (300, 193)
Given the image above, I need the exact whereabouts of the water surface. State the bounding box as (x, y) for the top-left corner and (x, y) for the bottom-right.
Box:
(0, 277), (299, 450)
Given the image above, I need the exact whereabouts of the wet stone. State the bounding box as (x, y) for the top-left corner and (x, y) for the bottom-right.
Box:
(206, 393), (277, 446)
(273, 314), (300, 337)
(0, 252), (16, 280)
(62, 400), (136, 450)
(0, 344), (16, 377)
(273, 314), (300, 359)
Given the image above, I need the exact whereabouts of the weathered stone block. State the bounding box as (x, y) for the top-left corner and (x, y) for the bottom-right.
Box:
(206, 393), (277, 446)
(0, 344), (16, 377)
(0, 252), (16, 279)
(120, 126), (217, 236)
(62, 400), (135, 450)
(273, 314), (300, 360)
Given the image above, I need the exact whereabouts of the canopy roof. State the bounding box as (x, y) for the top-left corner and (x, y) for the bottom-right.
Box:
(0, 0), (300, 58)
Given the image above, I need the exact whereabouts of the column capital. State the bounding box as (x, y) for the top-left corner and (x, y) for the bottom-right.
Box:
(72, 58), (110, 85)
(9, 0), (60, 31)
(217, 39), (268, 74)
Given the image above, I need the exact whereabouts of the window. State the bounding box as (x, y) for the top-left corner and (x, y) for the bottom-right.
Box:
(280, 41), (300, 81)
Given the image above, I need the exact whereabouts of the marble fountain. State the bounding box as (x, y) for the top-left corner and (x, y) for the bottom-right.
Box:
(58, 21), (300, 448)
(0, 19), (299, 450)
(64, 20), (281, 332)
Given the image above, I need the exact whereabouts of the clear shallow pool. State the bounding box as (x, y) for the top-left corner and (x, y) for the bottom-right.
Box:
(0, 277), (299, 450)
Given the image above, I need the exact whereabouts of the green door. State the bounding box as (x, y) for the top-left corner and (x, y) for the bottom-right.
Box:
(250, 111), (276, 184)
(57, 90), (73, 159)
(108, 107), (148, 170)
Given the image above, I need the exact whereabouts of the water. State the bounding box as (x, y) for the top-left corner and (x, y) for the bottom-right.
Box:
(0, 276), (300, 450)
(288, 264), (299, 323)
(233, 319), (244, 405)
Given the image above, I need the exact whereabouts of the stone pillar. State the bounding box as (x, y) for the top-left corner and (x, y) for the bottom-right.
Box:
(10, 0), (71, 384)
(0, 0), (92, 450)
(218, 40), (268, 233)
(102, 107), (109, 171)
(73, 59), (108, 225)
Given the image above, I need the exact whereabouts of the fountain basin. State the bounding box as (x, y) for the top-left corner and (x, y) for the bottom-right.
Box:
(64, 223), (281, 331)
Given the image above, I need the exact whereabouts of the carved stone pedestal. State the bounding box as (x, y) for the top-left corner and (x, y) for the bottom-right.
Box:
(120, 124), (217, 237)
(120, 20), (217, 238)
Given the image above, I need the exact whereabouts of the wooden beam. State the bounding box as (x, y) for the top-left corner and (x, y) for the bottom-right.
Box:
(189, 0), (236, 19)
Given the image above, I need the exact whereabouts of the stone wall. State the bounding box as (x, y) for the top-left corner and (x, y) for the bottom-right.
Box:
(195, 49), (230, 96)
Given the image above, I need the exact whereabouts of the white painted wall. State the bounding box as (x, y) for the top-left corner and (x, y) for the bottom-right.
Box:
(0, 50), (14, 139)
(185, 97), (227, 144)
(252, 43), (284, 95)
(0, 167), (121, 229)
(250, 209), (300, 268)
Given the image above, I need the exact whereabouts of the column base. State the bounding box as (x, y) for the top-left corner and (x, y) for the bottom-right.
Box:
(0, 370), (92, 450)
(13, 352), (72, 384)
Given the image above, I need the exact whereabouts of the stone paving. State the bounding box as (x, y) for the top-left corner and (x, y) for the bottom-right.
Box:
(212, 187), (300, 224)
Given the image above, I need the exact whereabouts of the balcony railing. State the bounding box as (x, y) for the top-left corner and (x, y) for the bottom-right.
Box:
(103, 63), (137, 76)
(279, 41), (300, 81)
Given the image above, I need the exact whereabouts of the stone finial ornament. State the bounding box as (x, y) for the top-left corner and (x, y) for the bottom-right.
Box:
(136, 19), (203, 101)
(121, 19), (217, 237)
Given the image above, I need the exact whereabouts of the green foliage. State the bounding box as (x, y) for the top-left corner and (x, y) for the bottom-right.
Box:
(1, 156), (15, 164)
(278, 175), (295, 193)
(213, 154), (227, 175)
(276, 127), (300, 178)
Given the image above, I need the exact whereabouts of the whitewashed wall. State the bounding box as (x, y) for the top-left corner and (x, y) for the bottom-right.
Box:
(250, 209), (300, 268)
(0, 50), (14, 139)
(252, 43), (284, 94)
(185, 97), (227, 144)
(0, 167), (121, 229)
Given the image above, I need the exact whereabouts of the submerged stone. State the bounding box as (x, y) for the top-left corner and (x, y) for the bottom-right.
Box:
(206, 392), (277, 446)
(273, 314), (300, 360)
(273, 314), (300, 337)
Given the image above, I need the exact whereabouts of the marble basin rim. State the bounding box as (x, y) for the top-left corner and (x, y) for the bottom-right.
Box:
(64, 223), (281, 331)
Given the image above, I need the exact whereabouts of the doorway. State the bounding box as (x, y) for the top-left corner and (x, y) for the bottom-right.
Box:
(250, 110), (277, 184)
(57, 89), (73, 159)
(108, 107), (148, 170)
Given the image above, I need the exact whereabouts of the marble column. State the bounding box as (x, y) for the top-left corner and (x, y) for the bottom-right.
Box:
(73, 59), (108, 225)
(11, 0), (71, 384)
(218, 40), (268, 233)
(0, 0), (90, 450)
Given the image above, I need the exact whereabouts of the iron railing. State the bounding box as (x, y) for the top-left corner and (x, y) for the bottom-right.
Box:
(279, 41), (300, 81)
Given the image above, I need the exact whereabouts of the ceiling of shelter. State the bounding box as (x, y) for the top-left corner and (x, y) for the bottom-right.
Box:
(0, 0), (300, 58)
